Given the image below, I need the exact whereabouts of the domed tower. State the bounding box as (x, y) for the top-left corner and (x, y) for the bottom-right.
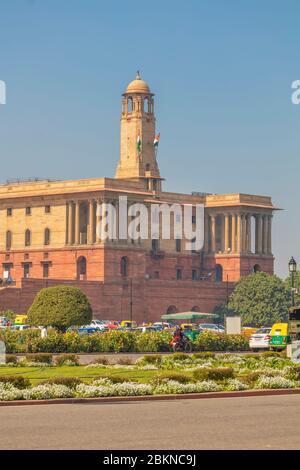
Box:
(115, 72), (163, 191)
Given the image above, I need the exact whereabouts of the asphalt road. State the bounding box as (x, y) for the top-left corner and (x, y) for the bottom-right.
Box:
(1, 395), (300, 450)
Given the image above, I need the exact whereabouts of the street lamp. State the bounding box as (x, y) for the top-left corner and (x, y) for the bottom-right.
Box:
(289, 256), (297, 307)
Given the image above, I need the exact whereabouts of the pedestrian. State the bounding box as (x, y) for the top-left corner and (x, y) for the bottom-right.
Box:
(41, 326), (48, 338)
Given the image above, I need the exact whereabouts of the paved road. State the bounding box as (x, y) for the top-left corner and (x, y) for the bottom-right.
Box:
(1, 395), (300, 450)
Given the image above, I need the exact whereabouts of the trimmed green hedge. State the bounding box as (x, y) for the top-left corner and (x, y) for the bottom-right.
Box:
(0, 329), (250, 353)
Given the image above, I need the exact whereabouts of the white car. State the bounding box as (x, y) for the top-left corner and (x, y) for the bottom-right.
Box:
(249, 327), (272, 351)
(88, 319), (108, 331)
(199, 323), (225, 333)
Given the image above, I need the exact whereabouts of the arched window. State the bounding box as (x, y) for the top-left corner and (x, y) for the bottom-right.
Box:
(191, 306), (200, 312)
(120, 256), (128, 277)
(25, 229), (31, 247)
(77, 256), (87, 278)
(127, 97), (133, 113)
(145, 163), (150, 171)
(166, 305), (178, 314)
(44, 228), (50, 246)
(6, 231), (12, 250)
(253, 264), (261, 273)
(215, 264), (223, 282)
(144, 97), (149, 113)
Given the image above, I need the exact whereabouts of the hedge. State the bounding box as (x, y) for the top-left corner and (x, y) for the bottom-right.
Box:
(0, 330), (250, 354)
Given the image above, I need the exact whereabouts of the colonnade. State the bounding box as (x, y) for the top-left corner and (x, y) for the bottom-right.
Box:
(204, 213), (272, 255)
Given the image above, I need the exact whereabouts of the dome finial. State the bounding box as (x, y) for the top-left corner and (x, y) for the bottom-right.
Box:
(136, 70), (141, 80)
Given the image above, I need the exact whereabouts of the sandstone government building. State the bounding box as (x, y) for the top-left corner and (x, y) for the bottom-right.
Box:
(0, 74), (277, 322)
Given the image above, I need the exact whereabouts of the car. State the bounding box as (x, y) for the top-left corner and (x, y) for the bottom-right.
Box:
(88, 320), (108, 331)
(134, 326), (158, 333)
(10, 324), (31, 331)
(249, 327), (272, 351)
(199, 323), (225, 333)
(0, 316), (9, 326)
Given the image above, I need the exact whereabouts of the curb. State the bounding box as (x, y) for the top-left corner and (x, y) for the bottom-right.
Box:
(1, 388), (300, 407)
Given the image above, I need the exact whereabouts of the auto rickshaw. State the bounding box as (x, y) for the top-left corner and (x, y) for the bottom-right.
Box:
(120, 320), (137, 329)
(269, 323), (290, 350)
(14, 314), (28, 325)
(180, 323), (200, 341)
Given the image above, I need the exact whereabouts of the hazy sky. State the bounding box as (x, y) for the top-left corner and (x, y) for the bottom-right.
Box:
(0, 0), (299, 278)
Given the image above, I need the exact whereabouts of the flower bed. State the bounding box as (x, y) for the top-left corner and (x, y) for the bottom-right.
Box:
(0, 352), (298, 402)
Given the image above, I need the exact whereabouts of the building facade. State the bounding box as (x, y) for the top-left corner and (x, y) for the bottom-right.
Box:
(0, 74), (277, 321)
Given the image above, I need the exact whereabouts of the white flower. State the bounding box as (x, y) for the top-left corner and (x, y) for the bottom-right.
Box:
(0, 383), (23, 401)
(23, 384), (74, 400)
(225, 379), (249, 391)
(255, 376), (296, 389)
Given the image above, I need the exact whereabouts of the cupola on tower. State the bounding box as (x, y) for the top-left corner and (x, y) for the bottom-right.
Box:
(115, 72), (162, 191)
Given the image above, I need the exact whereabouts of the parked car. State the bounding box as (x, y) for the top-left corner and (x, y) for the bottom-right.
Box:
(67, 325), (99, 335)
(10, 324), (31, 331)
(134, 326), (158, 333)
(249, 327), (272, 351)
(88, 320), (108, 331)
(0, 316), (9, 326)
(199, 323), (225, 333)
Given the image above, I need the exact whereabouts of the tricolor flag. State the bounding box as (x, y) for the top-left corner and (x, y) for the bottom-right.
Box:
(137, 134), (142, 154)
(153, 133), (160, 148)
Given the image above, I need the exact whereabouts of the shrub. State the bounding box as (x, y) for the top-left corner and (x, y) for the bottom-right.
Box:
(259, 351), (281, 358)
(283, 366), (300, 381)
(193, 332), (249, 352)
(26, 353), (53, 364)
(23, 384), (74, 400)
(240, 371), (262, 385)
(255, 376), (295, 389)
(43, 376), (82, 388)
(54, 354), (79, 366)
(192, 352), (215, 360)
(193, 367), (235, 382)
(96, 374), (138, 384)
(5, 354), (18, 364)
(90, 357), (109, 365)
(151, 372), (192, 385)
(141, 354), (162, 365)
(0, 375), (30, 389)
(27, 285), (92, 332)
(171, 352), (191, 361)
(116, 356), (134, 365)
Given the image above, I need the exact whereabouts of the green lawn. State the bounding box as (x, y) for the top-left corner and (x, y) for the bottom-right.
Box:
(0, 366), (168, 385)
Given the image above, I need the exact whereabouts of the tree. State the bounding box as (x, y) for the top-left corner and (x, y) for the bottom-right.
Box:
(285, 271), (300, 306)
(27, 286), (92, 332)
(228, 272), (291, 327)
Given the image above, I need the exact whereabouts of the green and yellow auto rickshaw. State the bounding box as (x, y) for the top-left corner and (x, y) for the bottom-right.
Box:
(269, 323), (290, 350)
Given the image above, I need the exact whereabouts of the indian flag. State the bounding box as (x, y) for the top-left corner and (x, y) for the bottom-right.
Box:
(153, 133), (160, 148)
(137, 135), (142, 153)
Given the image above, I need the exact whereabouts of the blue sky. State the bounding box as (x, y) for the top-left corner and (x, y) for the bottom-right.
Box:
(0, 0), (299, 277)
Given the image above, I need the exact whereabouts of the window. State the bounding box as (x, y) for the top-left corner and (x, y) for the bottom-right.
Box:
(175, 238), (181, 252)
(45, 205), (51, 214)
(7, 208), (12, 216)
(192, 215), (196, 224)
(127, 97), (133, 113)
(44, 228), (50, 246)
(153, 271), (160, 279)
(25, 229), (31, 247)
(146, 163), (150, 171)
(120, 256), (128, 277)
(6, 231), (12, 250)
(192, 269), (198, 281)
(152, 239), (159, 252)
(26, 207), (31, 215)
(215, 264), (223, 282)
(23, 263), (30, 279)
(176, 268), (182, 280)
(43, 263), (49, 278)
(24, 253), (29, 260)
(77, 257), (87, 278)
(44, 252), (49, 259)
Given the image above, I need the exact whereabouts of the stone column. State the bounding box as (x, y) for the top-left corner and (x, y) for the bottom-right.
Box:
(268, 215), (272, 254)
(224, 213), (229, 253)
(237, 214), (242, 253)
(256, 215), (263, 254)
(88, 200), (94, 244)
(231, 214), (236, 253)
(263, 215), (269, 254)
(96, 199), (102, 243)
(247, 214), (252, 253)
(210, 215), (216, 253)
(204, 214), (209, 252)
(68, 201), (74, 245)
(75, 201), (80, 245)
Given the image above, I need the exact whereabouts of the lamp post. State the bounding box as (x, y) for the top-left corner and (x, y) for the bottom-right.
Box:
(129, 278), (133, 323)
(289, 256), (297, 307)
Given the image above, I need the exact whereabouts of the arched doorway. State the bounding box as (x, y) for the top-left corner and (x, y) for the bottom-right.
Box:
(166, 305), (178, 314)
(191, 306), (200, 312)
(77, 256), (87, 280)
(253, 264), (261, 273)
